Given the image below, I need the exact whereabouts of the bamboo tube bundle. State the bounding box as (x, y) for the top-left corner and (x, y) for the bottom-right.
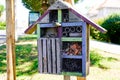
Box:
(70, 27), (76, 32)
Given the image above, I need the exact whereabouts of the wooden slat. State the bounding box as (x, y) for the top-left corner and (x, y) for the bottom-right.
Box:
(47, 39), (52, 73)
(86, 25), (90, 75)
(82, 22), (87, 77)
(39, 23), (54, 28)
(56, 38), (61, 74)
(37, 25), (40, 39)
(51, 38), (56, 73)
(62, 22), (83, 27)
(58, 9), (62, 22)
(43, 38), (47, 73)
(58, 9), (62, 37)
(62, 55), (82, 59)
(38, 39), (43, 73)
(58, 27), (62, 37)
(62, 37), (82, 41)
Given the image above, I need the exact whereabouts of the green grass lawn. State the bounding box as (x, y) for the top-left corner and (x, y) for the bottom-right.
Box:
(0, 35), (120, 80)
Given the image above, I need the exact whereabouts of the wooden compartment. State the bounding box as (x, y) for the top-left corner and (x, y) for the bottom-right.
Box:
(62, 58), (82, 73)
(62, 9), (69, 22)
(62, 41), (82, 56)
(62, 26), (82, 37)
(49, 10), (58, 22)
(40, 27), (58, 38)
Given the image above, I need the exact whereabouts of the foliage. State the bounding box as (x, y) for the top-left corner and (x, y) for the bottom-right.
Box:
(74, 0), (79, 3)
(16, 44), (38, 76)
(90, 50), (103, 66)
(0, 45), (6, 73)
(22, 0), (79, 12)
(0, 21), (6, 30)
(0, 5), (4, 16)
(0, 35), (38, 75)
(101, 14), (120, 44)
(90, 14), (120, 44)
(0, 44), (38, 76)
(90, 50), (118, 69)
(22, 0), (43, 12)
(90, 18), (104, 41)
(18, 34), (37, 42)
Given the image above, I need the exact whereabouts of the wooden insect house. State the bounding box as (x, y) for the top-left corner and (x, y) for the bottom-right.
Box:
(25, 0), (107, 77)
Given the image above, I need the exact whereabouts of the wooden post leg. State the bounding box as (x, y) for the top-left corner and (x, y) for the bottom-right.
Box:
(64, 75), (70, 80)
(77, 77), (86, 80)
(6, 0), (16, 80)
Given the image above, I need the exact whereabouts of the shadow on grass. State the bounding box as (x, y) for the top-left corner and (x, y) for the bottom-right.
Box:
(16, 44), (38, 76)
(0, 44), (38, 76)
(18, 35), (37, 42)
(90, 50), (118, 70)
(90, 50), (103, 66)
(0, 45), (7, 74)
(107, 57), (118, 61)
(16, 58), (38, 76)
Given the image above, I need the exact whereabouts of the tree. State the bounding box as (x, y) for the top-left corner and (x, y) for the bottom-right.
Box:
(0, 5), (5, 30)
(22, 0), (80, 12)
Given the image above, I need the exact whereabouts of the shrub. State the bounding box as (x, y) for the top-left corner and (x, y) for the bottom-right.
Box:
(90, 13), (120, 44)
(0, 21), (6, 30)
(101, 14), (120, 44)
(90, 18), (106, 41)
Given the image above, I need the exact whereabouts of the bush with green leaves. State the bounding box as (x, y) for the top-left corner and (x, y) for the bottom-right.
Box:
(0, 21), (6, 30)
(90, 14), (120, 44)
(101, 14), (120, 44)
(90, 50), (103, 66)
(0, 5), (4, 16)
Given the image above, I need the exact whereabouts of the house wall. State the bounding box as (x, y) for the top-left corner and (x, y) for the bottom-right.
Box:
(89, 7), (120, 20)
(98, 7), (120, 18)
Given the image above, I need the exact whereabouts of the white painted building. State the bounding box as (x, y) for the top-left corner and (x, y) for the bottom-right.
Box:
(87, 0), (120, 19)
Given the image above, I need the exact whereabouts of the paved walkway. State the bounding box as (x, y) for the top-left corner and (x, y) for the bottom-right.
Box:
(0, 30), (25, 45)
(90, 40), (120, 54)
(0, 30), (6, 44)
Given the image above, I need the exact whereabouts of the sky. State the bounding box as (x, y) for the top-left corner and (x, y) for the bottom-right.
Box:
(0, 0), (29, 21)
(75, 0), (104, 14)
(0, 0), (5, 5)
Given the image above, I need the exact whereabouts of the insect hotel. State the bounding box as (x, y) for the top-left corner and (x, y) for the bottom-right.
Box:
(25, 0), (107, 77)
